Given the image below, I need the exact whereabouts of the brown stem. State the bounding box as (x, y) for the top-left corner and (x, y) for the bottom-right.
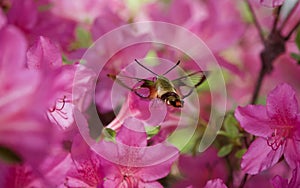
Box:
(239, 174), (249, 188)
(250, 65), (267, 104)
(225, 156), (234, 187)
(271, 6), (282, 33)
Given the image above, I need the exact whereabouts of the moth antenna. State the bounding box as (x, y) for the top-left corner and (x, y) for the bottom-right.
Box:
(134, 59), (158, 76)
(163, 60), (180, 75)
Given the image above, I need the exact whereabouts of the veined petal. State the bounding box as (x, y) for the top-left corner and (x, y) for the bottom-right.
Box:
(289, 162), (300, 188)
(235, 105), (272, 137)
(284, 139), (300, 169)
(116, 118), (147, 147)
(266, 84), (299, 125)
(27, 36), (62, 70)
(241, 137), (284, 175)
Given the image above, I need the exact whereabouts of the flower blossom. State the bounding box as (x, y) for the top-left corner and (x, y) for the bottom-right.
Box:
(64, 134), (104, 187)
(235, 83), (300, 174)
(98, 117), (179, 187)
(272, 162), (300, 188)
(0, 24), (55, 166)
(27, 36), (95, 130)
(174, 148), (228, 188)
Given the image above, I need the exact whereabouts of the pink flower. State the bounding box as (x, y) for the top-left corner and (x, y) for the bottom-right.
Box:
(235, 160), (290, 187)
(235, 83), (300, 175)
(0, 149), (72, 187)
(174, 148), (228, 188)
(7, 0), (76, 52)
(50, 0), (126, 23)
(260, 0), (285, 7)
(27, 36), (95, 130)
(98, 118), (179, 187)
(272, 162), (300, 188)
(26, 36), (75, 129)
(0, 25), (55, 166)
(142, 0), (245, 52)
(64, 134), (104, 187)
(204, 179), (228, 188)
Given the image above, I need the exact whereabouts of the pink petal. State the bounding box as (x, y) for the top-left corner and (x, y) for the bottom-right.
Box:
(30, 11), (76, 52)
(241, 137), (284, 175)
(271, 175), (289, 188)
(138, 181), (163, 188)
(39, 152), (73, 187)
(177, 148), (228, 187)
(102, 179), (123, 188)
(0, 117), (54, 166)
(100, 159), (122, 181)
(235, 105), (272, 137)
(116, 117), (147, 147)
(7, 0), (38, 30)
(266, 84), (299, 125)
(289, 162), (300, 188)
(27, 36), (62, 70)
(136, 145), (179, 181)
(284, 139), (300, 169)
(0, 26), (27, 71)
(204, 179), (228, 188)
(64, 177), (94, 187)
(91, 8), (125, 39)
(260, 0), (285, 7)
(69, 135), (103, 186)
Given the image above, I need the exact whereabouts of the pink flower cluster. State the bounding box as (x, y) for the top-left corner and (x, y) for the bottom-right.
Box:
(0, 0), (300, 187)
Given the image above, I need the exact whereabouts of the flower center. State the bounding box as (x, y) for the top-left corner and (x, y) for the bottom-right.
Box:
(267, 126), (293, 150)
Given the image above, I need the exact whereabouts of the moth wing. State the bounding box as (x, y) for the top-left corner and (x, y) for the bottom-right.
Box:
(172, 71), (208, 99)
(108, 74), (155, 99)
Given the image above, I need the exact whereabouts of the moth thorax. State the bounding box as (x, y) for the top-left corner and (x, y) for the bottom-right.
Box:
(160, 92), (183, 108)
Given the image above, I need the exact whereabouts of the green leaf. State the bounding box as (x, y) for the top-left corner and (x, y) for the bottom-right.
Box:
(235, 148), (247, 159)
(218, 144), (233, 157)
(62, 54), (74, 65)
(291, 53), (300, 64)
(240, 1), (253, 23)
(70, 26), (93, 49)
(217, 130), (230, 137)
(223, 114), (239, 139)
(296, 29), (300, 51)
(145, 126), (161, 138)
(103, 128), (116, 141)
(0, 146), (22, 164)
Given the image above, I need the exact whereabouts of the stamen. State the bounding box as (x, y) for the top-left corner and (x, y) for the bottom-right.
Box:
(48, 96), (67, 112)
(267, 126), (293, 150)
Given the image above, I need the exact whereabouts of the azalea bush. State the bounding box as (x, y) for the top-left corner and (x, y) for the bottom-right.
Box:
(0, 0), (300, 187)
